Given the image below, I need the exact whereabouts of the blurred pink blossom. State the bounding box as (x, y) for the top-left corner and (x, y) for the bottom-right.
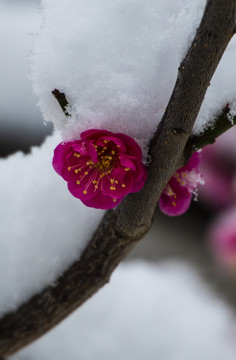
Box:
(199, 127), (236, 209)
(208, 208), (236, 272)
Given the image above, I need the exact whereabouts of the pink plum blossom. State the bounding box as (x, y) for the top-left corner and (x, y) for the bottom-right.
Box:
(159, 152), (204, 216)
(52, 129), (147, 209)
(199, 128), (236, 210)
(208, 208), (236, 272)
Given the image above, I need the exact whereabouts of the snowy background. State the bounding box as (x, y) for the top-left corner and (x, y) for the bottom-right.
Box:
(1, 0), (236, 359)
(9, 262), (236, 360)
(0, 0), (52, 157)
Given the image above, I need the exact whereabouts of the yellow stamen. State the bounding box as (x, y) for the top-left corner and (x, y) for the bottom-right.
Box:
(83, 190), (87, 194)
(113, 199), (117, 202)
(172, 201), (176, 207)
(76, 180), (80, 185)
(68, 167), (71, 171)
(122, 184), (126, 188)
(124, 167), (130, 171)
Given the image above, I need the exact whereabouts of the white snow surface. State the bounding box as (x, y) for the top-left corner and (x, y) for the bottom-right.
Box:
(0, 133), (104, 315)
(10, 261), (236, 360)
(32, 0), (236, 156)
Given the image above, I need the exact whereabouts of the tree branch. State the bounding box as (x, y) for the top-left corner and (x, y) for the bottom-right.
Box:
(0, 0), (236, 357)
(187, 105), (236, 151)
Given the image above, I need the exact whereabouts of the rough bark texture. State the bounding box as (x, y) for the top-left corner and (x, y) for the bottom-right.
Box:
(0, 0), (236, 357)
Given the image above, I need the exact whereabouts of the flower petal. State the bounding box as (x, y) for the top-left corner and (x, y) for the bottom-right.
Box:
(88, 141), (99, 162)
(81, 192), (123, 209)
(115, 133), (142, 160)
(180, 151), (201, 172)
(119, 154), (136, 171)
(68, 180), (97, 200)
(159, 190), (192, 216)
(102, 172), (134, 199)
(52, 142), (73, 176)
(159, 152), (203, 216)
(81, 129), (113, 140)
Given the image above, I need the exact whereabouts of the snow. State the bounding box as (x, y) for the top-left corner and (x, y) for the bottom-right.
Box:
(0, 133), (104, 315)
(10, 261), (236, 360)
(32, 0), (236, 156)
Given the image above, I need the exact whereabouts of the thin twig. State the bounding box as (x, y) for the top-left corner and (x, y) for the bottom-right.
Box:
(52, 89), (70, 116)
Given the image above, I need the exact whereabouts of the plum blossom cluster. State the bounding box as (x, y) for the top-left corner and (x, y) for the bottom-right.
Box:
(53, 129), (147, 209)
(159, 152), (204, 216)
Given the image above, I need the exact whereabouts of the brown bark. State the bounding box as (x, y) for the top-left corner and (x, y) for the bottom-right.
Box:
(0, 0), (236, 357)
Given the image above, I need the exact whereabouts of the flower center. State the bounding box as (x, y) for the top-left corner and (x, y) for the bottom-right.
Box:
(93, 142), (117, 173)
(95, 154), (114, 172)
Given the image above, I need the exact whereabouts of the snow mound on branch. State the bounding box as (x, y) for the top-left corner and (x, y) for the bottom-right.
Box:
(0, 133), (104, 315)
(11, 262), (236, 360)
(195, 40), (236, 135)
(32, 0), (236, 154)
